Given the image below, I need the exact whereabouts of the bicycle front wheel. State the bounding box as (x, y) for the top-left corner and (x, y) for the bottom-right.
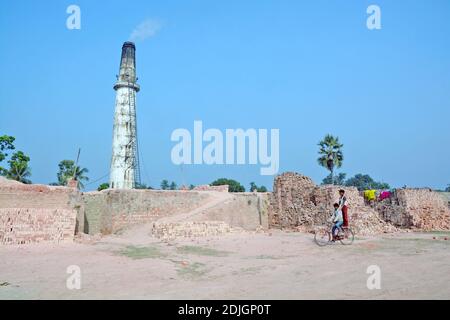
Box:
(314, 228), (331, 246)
(339, 228), (354, 245)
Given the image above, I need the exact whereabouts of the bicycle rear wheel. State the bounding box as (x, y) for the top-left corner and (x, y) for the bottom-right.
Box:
(314, 228), (331, 246)
(339, 227), (354, 245)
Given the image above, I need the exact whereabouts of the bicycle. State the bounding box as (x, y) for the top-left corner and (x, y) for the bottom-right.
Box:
(314, 222), (355, 246)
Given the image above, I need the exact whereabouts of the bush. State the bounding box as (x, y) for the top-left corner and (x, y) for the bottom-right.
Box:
(97, 183), (109, 191)
(211, 178), (245, 192)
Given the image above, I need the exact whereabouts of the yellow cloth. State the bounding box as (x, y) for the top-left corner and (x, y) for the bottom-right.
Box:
(364, 189), (376, 201)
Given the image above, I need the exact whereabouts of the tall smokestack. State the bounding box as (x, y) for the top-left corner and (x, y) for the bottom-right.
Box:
(109, 42), (141, 189)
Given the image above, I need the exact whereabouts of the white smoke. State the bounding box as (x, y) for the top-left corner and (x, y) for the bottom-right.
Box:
(129, 19), (162, 42)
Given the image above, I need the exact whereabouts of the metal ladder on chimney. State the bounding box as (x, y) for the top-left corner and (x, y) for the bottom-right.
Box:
(127, 84), (141, 188)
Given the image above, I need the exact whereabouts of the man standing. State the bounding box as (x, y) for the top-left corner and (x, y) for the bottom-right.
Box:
(338, 189), (349, 227)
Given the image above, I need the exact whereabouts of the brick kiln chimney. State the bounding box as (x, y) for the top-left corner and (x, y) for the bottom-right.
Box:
(109, 42), (141, 189)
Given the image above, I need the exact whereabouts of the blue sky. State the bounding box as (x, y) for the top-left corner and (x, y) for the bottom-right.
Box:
(1, 0), (449, 191)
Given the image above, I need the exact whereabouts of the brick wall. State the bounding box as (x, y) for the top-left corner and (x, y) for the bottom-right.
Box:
(81, 189), (210, 235)
(193, 185), (229, 192)
(192, 193), (270, 230)
(0, 177), (80, 245)
(438, 192), (450, 209)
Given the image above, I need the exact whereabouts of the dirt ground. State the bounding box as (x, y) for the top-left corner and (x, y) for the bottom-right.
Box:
(0, 227), (449, 300)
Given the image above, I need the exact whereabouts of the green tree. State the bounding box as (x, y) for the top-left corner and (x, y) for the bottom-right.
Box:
(322, 172), (347, 185)
(57, 160), (74, 185)
(0, 135), (15, 163)
(317, 134), (344, 185)
(445, 184), (450, 192)
(211, 178), (245, 192)
(189, 184), (195, 190)
(71, 166), (89, 189)
(6, 151), (32, 184)
(250, 182), (268, 192)
(257, 185), (268, 192)
(97, 183), (109, 191)
(345, 174), (390, 191)
(0, 135), (16, 174)
(161, 179), (169, 190)
(135, 183), (153, 189)
(169, 181), (177, 190)
(56, 160), (89, 189)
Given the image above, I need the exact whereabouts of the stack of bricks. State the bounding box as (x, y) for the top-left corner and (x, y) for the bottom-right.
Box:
(151, 221), (231, 241)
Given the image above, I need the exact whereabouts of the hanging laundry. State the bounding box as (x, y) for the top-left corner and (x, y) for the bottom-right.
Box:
(379, 191), (391, 200)
(364, 190), (369, 200)
(364, 189), (376, 201)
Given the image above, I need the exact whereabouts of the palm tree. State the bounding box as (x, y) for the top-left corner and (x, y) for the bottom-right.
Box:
(56, 160), (89, 189)
(317, 134), (344, 184)
(72, 165), (89, 189)
(6, 151), (32, 184)
(7, 161), (32, 184)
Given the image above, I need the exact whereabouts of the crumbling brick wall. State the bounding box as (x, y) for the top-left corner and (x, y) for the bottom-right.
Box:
(438, 192), (450, 209)
(269, 172), (317, 227)
(269, 172), (450, 235)
(269, 172), (396, 235)
(375, 189), (450, 230)
(0, 177), (80, 245)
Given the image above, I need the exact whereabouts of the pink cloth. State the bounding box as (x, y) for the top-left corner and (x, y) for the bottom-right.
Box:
(379, 191), (391, 200)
